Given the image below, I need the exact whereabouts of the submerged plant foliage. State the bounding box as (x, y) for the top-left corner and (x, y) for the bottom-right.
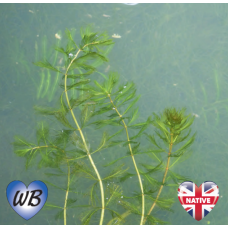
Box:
(13, 26), (196, 225)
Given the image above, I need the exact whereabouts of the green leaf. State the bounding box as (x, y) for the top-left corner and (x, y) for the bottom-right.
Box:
(119, 199), (140, 215)
(120, 172), (135, 182)
(122, 140), (138, 147)
(12, 136), (33, 147)
(177, 116), (195, 132)
(34, 105), (59, 116)
(96, 71), (108, 80)
(44, 202), (63, 210)
(95, 131), (108, 151)
(81, 208), (100, 225)
(62, 79), (91, 91)
(168, 170), (190, 184)
(94, 80), (107, 93)
(65, 28), (78, 49)
(60, 93), (69, 115)
(70, 131), (87, 153)
(129, 118), (151, 129)
(169, 150), (193, 168)
(66, 198), (77, 208)
(172, 133), (196, 155)
(105, 73), (119, 93)
(36, 122), (49, 144)
(15, 148), (33, 157)
(69, 62), (96, 72)
(54, 111), (76, 130)
(54, 46), (67, 55)
(73, 162), (97, 180)
(115, 82), (135, 103)
(128, 107), (139, 125)
(54, 129), (73, 147)
(93, 105), (112, 116)
(141, 162), (163, 175)
(66, 69), (95, 79)
(43, 180), (67, 191)
(123, 95), (140, 116)
(117, 89), (136, 107)
(174, 129), (191, 144)
(103, 164), (128, 180)
(55, 210), (64, 220)
(154, 119), (170, 135)
(93, 118), (122, 128)
(104, 155), (130, 167)
(70, 93), (93, 109)
(33, 60), (61, 73)
(105, 209), (122, 220)
(145, 133), (162, 149)
(154, 129), (169, 145)
(108, 129), (124, 140)
(130, 119), (150, 140)
(80, 103), (95, 127)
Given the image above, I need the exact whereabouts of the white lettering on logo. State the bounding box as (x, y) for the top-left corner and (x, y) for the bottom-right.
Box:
(186, 198), (211, 203)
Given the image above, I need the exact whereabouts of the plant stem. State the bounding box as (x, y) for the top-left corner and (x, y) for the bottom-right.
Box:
(107, 94), (145, 225)
(64, 43), (105, 225)
(143, 128), (173, 224)
(64, 165), (70, 225)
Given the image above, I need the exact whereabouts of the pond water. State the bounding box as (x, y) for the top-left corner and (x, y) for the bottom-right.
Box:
(0, 3), (228, 225)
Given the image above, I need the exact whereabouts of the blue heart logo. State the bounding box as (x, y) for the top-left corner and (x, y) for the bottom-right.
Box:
(6, 180), (48, 220)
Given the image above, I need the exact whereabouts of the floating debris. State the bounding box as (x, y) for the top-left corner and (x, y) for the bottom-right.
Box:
(105, 65), (110, 72)
(192, 113), (200, 118)
(55, 33), (61, 40)
(112, 34), (121, 38)
(123, 3), (139, 5)
(29, 10), (34, 13)
(103, 14), (111, 17)
(86, 14), (92, 18)
(58, 57), (63, 65)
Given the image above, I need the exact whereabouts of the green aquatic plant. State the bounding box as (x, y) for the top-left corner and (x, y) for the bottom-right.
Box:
(35, 29), (113, 103)
(35, 30), (78, 102)
(143, 107), (195, 224)
(13, 26), (196, 225)
(199, 67), (228, 128)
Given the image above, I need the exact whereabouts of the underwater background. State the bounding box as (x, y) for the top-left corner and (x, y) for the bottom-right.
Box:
(0, 3), (228, 225)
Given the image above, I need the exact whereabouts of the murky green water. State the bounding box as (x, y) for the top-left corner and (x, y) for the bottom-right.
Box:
(1, 3), (228, 225)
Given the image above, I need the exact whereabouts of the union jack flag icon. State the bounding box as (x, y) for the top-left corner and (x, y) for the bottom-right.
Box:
(178, 181), (219, 221)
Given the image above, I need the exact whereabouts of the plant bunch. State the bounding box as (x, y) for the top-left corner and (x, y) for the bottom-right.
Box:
(13, 26), (195, 225)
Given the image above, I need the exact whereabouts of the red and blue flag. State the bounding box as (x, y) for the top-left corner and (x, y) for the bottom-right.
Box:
(178, 181), (219, 221)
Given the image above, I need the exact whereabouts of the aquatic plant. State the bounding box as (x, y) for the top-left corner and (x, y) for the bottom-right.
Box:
(13, 26), (195, 225)
(35, 29), (113, 103)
